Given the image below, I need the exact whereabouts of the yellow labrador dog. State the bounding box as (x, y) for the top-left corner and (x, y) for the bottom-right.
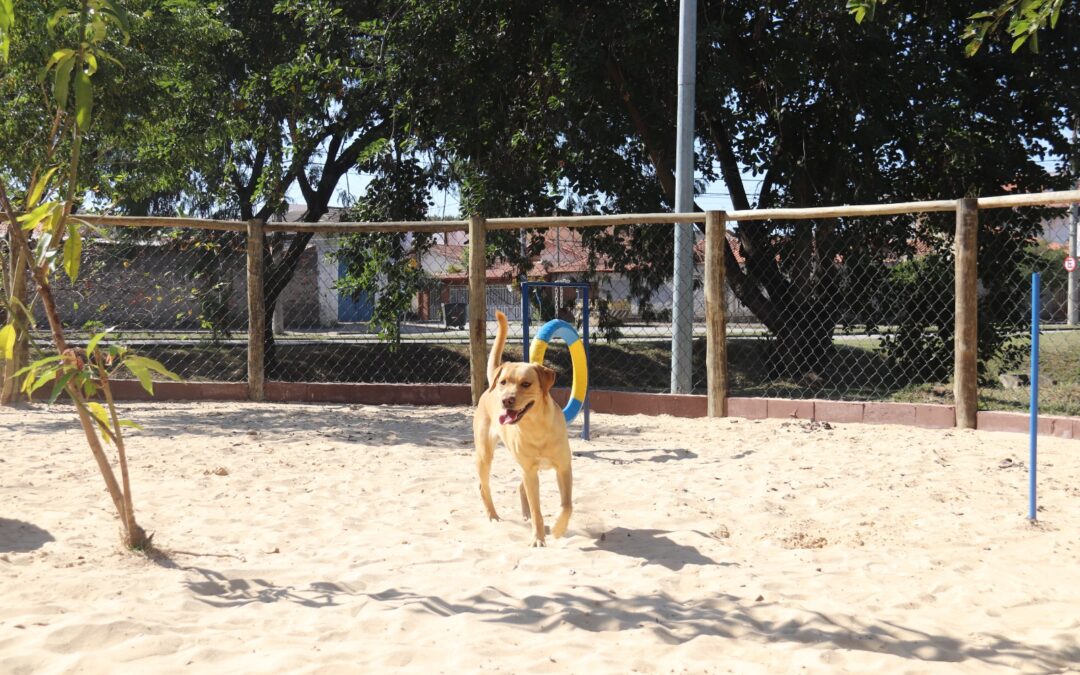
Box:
(474, 310), (572, 547)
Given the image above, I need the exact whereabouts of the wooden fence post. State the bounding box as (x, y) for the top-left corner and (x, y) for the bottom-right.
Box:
(705, 210), (729, 417)
(247, 218), (266, 402)
(468, 215), (488, 406)
(955, 198), (978, 428)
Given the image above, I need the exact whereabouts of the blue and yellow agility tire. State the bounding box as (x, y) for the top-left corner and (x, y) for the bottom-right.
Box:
(529, 319), (587, 423)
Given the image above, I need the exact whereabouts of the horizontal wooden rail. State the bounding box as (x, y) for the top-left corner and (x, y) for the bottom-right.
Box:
(486, 212), (707, 229)
(6, 189), (1077, 234)
(73, 214), (246, 231)
(263, 220), (467, 234)
(726, 200), (958, 221)
(726, 189), (1080, 222)
(976, 189), (1080, 209)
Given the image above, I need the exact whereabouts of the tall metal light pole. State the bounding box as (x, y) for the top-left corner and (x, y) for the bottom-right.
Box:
(1069, 119), (1078, 325)
(670, 0), (697, 394)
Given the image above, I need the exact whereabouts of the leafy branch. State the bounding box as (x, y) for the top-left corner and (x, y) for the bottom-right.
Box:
(1, 0), (177, 551)
(847, 0), (1068, 54)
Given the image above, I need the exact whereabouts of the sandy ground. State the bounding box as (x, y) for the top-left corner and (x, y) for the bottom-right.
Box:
(2, 401), (1079, 674)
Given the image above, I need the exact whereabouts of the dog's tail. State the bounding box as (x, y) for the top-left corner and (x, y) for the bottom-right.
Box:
(487, 310), (508, 384)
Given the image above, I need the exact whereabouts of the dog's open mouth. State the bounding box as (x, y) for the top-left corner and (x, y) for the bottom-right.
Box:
(499, 401), (534, 425)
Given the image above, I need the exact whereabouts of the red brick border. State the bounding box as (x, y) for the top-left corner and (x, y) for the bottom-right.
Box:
(92, 380), (1076, 440)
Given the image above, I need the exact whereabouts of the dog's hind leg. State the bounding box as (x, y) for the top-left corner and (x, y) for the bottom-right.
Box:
(474, 426), (499, 521)
(518, 480), (530, 520)
(552, 464), (573, 538)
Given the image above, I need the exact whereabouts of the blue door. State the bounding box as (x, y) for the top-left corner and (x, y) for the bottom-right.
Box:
(337, 259), (374, 322)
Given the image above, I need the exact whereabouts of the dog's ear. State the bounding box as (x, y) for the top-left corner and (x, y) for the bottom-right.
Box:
(488, 364), (505, 392)
(534, 364), (557, 395)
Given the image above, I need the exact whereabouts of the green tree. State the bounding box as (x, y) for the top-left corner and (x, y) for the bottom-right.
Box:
(848, 0), (1071, 54)
(2, 1), (405, 377)
(1, 0), (180, 550)
(380, 1), (1078, 377)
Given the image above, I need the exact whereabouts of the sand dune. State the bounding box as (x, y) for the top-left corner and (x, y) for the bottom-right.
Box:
(2, 401), (1079, 673)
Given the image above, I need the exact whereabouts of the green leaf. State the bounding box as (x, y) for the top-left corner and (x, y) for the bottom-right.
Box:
(74, 68), (93, 130)
(1011, 34), (1029, 52)
(86, 401), (115, 442)
(90, 18), (107, 44)
(48, 370), (79, 404)
(98, 0), (132, 34)
(30, 366), (62, 394)
(0, 323), (14, 361)
(34, 231), (54, 267)
(118, 419), (143, 431)
(48, 202), (66, 237)
(87, 328), (115, 356)
(64, 223), (82, 283)
(14, 355), (62, 377)
(17, 201), (58, 231)
(40, 49), (75, 80)
(26, 166), (60, 209)
(94, 49), (124, 70)
(84, 52), (98, 77)
(125, 360), (153, 394)
(47, 8), (76, 33)
(0, 0), (13, 62)
(125, 355), (181, 381)
(53, 54), (76, 107)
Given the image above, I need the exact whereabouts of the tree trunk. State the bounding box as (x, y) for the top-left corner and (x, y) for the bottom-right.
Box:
(262, 231), (314, 380)
(1, 244), (29, 405)
(1, 186), (147, 549)
(768, 301), (838, 379)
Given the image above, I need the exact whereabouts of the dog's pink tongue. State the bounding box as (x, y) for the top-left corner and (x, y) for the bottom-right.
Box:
(499, 409), (517, 425)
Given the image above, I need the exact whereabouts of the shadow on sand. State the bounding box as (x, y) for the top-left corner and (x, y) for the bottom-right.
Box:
(0, 518), (55, 553)
(148, 544), (1078, 671)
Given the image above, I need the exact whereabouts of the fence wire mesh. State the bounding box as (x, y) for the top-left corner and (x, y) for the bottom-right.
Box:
(511, 223), (704, 395)
(268, 229), (470, 385)
(978, 206), (1080, 417)
(29, 226), (249, 381)
(725, 211), (959, 403)
(7, 204), (1078, 416)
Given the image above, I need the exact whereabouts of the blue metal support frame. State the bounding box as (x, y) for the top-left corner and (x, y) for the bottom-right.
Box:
(521, 281), (591, 440)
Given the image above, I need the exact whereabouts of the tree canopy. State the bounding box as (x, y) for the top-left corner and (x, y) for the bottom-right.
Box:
(4, 1), (1078, 379)
(848, 0), (1071, 55)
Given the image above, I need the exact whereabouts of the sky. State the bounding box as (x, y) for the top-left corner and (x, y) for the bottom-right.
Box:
(284, 163), (743, 219)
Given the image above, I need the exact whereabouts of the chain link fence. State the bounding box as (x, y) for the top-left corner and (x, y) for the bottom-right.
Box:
(978, 206), (1080, 417)
(29, 226), (249, 381)
(8, 202), (1079, 417)
(514, 224), (705, 395)
(725, 211), (959, 403)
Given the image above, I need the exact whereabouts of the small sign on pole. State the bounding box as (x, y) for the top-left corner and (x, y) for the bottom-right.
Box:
(1065, 255), (1077, 273)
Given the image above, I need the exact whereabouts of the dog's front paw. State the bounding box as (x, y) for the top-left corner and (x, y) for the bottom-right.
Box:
(529, 537), (546, 548)
(487, 513), (501, 522)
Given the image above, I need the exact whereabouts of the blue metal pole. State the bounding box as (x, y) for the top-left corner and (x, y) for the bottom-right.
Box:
(1030, 272), (1040, 522)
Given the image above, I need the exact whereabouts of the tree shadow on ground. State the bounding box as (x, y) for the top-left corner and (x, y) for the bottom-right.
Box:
(8, 402), (476, 450)
(148, 549), (363, 609)
(147, 546), (1078, 670)
(573, 448), (698, 464)
(181, 566), (363, 609)
(362, 584), (1080, 670)
(0, 518), (55, 553)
